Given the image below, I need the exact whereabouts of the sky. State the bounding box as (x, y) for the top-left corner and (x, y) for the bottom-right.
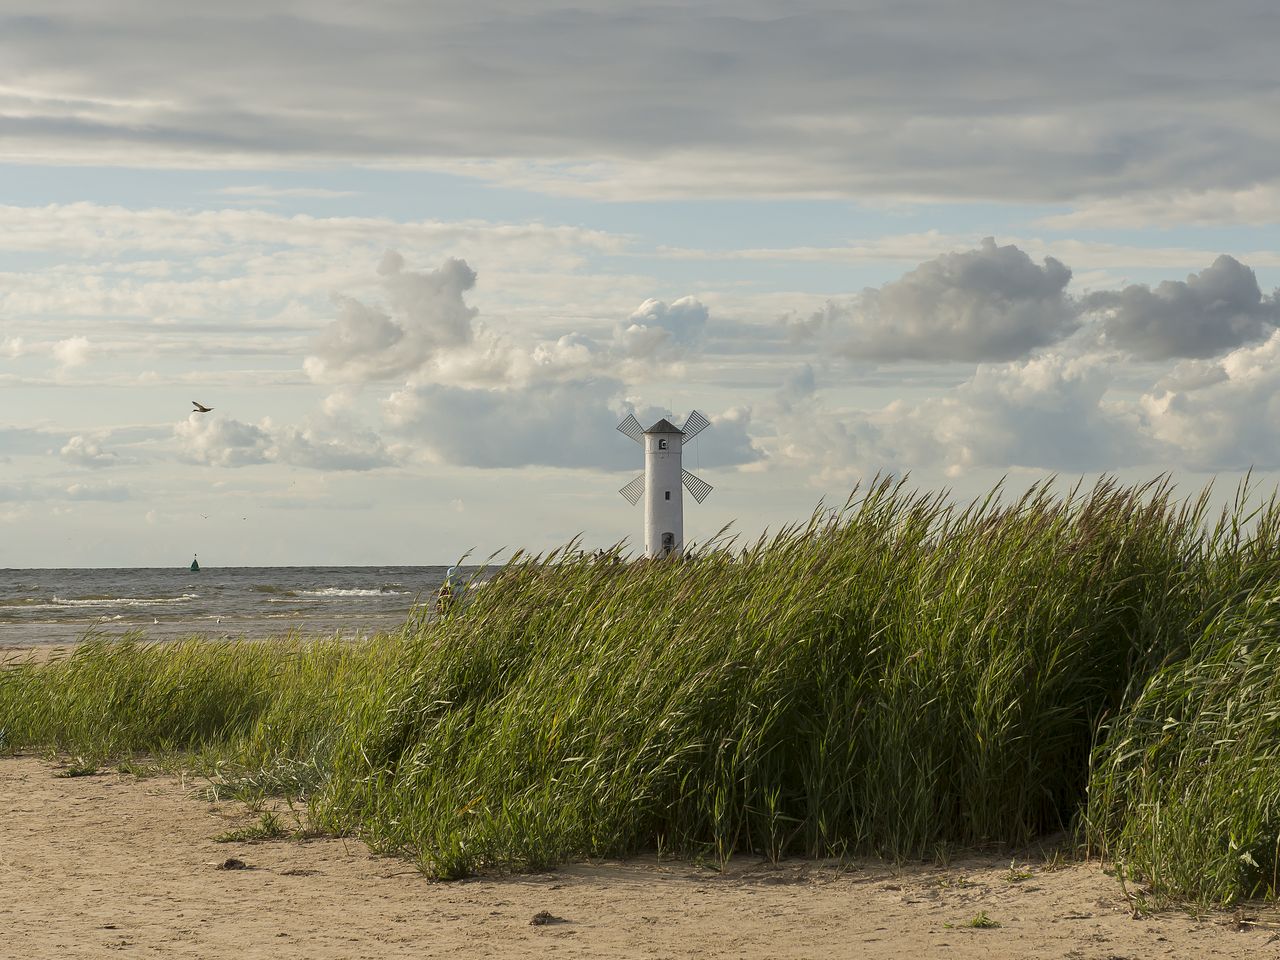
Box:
(3, 0), (1280, 567)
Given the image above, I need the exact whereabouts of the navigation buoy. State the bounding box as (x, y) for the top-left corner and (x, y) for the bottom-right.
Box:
(190, 553), (200, 572)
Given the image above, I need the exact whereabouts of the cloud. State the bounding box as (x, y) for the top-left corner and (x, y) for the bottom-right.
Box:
(904, 354), (1153, 474)
(789, 245), (1280, 366)
(305, 254), (479, 382)
(174, 413), (394, 471)
(619, 404), (762, 471)
(681, 407), (761, 470)
(775, 353), (1152, 480)
(0, 480), (131, 502)
(174, 414), (274, 467)
(0, 426), (67, 458)
(776, 364), (817, 412)
(615, 296), (709, 360)
(61, 435), (119, 468)
(0, 203), (635, 380)
(1039, 185), (1280, 229)
(384, 378), (634, 470)
(385, 378), (761, 472)
(1143, 330), (1280, 470)
(214, 185), (358, 199)
(1082, 255), (1280, 360)
(802, 239), (1076, 362)
(52, 335), (91, 372)
(270, 422), (394, 471)
(64, 481), (132, 501)
(2, 4), (1278, 206)
(660, 233), (1280, 273)
(305, 252), (718, 396)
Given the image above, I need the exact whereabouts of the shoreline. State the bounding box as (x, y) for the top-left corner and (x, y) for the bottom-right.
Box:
(3, 753), (1271, 960)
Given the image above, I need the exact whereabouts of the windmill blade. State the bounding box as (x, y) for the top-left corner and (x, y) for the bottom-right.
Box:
(616, 413), (644, 444)
(682, 470), (713, 504)
(681, 410), (710, 442)
(619, 475), (645, 505)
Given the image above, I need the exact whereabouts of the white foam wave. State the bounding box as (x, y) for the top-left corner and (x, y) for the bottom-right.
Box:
(51, 594), (199, 607)
(295, 587), (410, 598)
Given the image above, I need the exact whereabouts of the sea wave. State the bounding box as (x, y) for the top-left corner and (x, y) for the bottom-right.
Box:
(48, 594), (200, 607)
(294, 587), (411, 598)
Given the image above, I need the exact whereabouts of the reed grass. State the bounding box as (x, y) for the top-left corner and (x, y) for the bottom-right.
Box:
(2, 475), (1278, 904)
(0, 632), (401, 795)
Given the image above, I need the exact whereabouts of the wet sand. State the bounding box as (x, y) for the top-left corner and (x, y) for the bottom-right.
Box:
(2, 756), (1275, 959)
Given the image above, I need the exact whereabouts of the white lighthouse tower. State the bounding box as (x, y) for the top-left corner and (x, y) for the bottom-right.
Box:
(617, 411), (713, 558)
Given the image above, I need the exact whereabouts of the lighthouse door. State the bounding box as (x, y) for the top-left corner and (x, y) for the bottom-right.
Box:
(661, 532), (675, 556)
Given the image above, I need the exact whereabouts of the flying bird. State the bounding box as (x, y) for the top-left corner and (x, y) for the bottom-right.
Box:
(191, 401), (213, 413)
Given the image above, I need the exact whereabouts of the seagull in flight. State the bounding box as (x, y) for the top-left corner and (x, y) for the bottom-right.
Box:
(191, 401), (213, 413)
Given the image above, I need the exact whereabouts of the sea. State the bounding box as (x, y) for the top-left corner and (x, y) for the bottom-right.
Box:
(0, 566), (471, 647)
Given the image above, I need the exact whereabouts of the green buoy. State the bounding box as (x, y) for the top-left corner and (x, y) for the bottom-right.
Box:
(190, 554), (200, 572)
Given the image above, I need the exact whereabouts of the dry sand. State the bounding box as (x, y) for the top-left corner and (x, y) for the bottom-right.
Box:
(1, 643), (76, 665)
(2, 757), (1277, 959)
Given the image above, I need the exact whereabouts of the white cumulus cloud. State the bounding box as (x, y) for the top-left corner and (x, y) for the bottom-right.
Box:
(61, 435), (119, 468)
(52, 336), (91, 373)
(1143, 330), (1280, 470)
(174, 413), (394, 471)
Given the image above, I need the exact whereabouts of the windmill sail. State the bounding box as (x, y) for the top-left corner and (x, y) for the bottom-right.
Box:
(616, 414), (644, 444)
(681, 410), (710, 442)
(682, 470), (713, 503)
(619, 474), (645, 505)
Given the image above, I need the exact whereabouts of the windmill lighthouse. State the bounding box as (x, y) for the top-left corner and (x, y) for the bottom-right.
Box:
(617, 410), (714, 558)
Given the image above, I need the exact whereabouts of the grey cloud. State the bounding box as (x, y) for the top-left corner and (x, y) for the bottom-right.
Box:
(4, 4), (1279, 203)
(627, 405), (762, 470)
(307, 255), (478, 382)
(778, 354), (1153, 478)
(271, 424), (394, 471)
(777, 364), (817, 412)
(687, 409), (761, 470)
(0, 482), (39, 501)
(1083, 255), (1280, 359)
(0, 426), (67, 457)
(387, 379), (637, 470)
(64, 481), (132, 501)
(811, 239), (1076, 362)
(386, 380), (762, 471)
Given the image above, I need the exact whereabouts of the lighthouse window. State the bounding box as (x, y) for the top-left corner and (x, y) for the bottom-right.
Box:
(658, 438), (668, 450)
(665, 490), (671, 500)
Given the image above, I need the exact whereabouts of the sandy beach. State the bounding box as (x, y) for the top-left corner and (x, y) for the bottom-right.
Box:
(2, 756), (1274, 960)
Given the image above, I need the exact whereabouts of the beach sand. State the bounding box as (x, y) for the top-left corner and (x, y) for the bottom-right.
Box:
(2, 756), (1275, 959)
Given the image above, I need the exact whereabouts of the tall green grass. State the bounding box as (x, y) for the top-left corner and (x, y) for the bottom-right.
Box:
(0, 632), (401, 795)
(2, 476), (1278, 904)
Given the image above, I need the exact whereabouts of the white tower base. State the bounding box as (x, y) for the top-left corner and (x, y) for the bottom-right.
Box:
(643, 420), (684, 558)
(617, 411), (713, 559)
